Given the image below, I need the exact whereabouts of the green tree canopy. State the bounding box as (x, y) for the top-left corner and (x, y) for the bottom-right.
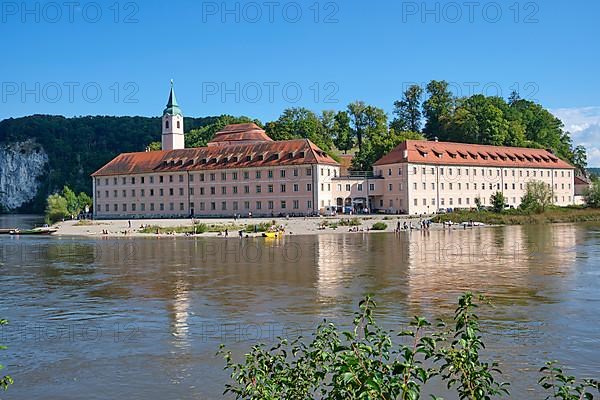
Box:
(391, 84), (423, 133)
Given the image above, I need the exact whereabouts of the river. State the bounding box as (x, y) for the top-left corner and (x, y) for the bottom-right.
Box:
(0, 215), (599, 399)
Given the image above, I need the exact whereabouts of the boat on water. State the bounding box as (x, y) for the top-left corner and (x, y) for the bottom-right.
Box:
(0, 228), (17, 235)
(262, 231), (284, 239)
(9, 227), (58, 236)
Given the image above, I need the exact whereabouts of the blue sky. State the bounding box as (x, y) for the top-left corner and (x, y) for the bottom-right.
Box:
(1, 0), (599, 164)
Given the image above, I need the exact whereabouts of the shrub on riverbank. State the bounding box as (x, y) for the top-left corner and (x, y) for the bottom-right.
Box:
(219, 294), (599, 399)
(371, 222), (388, 230)
(45, 186), (92, 224)
(1, 319), (13, 391)
(432, 207), (600, 225)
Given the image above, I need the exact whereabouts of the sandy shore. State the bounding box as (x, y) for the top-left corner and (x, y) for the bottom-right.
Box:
(52, 215), (466, 238)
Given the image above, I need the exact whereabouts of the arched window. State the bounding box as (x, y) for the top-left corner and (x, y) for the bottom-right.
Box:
(177, 120), (180, 129)
(165, 120), (169, 129)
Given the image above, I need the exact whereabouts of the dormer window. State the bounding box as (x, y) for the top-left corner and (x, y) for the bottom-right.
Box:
(246, 155), (252, 162)
(299, 151), (305, 158)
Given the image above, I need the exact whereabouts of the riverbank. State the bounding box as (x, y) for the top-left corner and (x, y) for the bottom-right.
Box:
(52, 215), (451, 238)
(432, 207), (600, 225)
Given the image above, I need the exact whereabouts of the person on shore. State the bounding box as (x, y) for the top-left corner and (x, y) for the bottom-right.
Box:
(128, 220), (131, 228)
(225, 229), (228, 237)
(238, 230), (243, 238)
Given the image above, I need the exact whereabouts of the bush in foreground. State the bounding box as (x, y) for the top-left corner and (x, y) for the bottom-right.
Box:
(1, 319), (13, 392)
(219, 294), (599, 400)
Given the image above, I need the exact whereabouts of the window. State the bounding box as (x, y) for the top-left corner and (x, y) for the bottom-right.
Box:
(256, 185), (262, 193)
(169, 188), (174, 196)
(281, 184), (286, 193)
(210, 187), (216, 195)
(255, 171), (261, 179)
(233, 201), (238, 211)
(281, 201), (287, 209)
(268, 201), (274, 210)
(244, 186), (250, 194)
(169, 203), (174, 211)
(389, 184), (393, 191)
(293, 169), (299, 177)
(189, 188), (194, 195)
(293, 200), (299, 209)
(169, 175), (174, 183)
(221, 187), (227, 195)
(306, 168), (312, 176)
(281, 170), (286, 178)
(233, 172), (238, 180)
(369, 184), (375, 191)
(221, 173), (227, 181)
(141, 189), (145, 197)
(268, 170), (274, 178)
(179, 175), (184, 183)
(200, 173), (205, 182)
(179, 188), (184, 196)
(268, 184), (274, 193)
(293, 184), (299, 192)
(132, 203), (137, 211)
(131, 177), (136, 184)
(358, 184), (363, 191)
(210, 173), (215, 181)
(256, 201), (262, 210)
(221, 202), (227, 210)
(232, 186), (238, 194)
(307, 183), (312, 192)
(413, 183), (417, 190)
(160, 203), (165, 211)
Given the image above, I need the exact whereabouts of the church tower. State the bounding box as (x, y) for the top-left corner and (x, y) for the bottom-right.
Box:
(162, 80), (184, 151)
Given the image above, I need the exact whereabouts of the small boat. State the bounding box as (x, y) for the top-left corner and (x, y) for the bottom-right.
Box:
(9, 227), (58, 236)
(262, 231), (284, 239)
(0, 228), (17, 235)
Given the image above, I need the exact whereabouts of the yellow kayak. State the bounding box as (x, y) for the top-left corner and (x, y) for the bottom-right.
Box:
(263, 232), (283, 238)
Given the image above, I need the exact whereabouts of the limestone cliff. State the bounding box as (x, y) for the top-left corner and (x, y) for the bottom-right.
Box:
(0, 140), (48, 211)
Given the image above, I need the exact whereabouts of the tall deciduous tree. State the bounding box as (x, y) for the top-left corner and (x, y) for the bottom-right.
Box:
(423, 80), (454, 139)
(332, 111), (353, 154)
(265, 108), (332, 151)
(391, 84), (423, 133)
(347, 101), (368, 151)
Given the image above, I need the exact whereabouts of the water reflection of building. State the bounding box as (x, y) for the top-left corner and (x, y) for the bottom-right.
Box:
(403, 224), (577, 313)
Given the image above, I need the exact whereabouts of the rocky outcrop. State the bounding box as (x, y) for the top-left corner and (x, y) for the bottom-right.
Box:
(0, 140), (48, 211)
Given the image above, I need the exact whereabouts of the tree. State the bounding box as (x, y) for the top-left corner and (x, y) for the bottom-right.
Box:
(62, 185), (79, 217)
(77, 192), (93, 213)
(332, 111), (353, 154)
(350, 105), (389, 170)
(422, 80), (454, 139)
(572, 145), (588, 174)
(347, 101), (368, 151)
(0, 319), (13, 391)
(520, 180), (554, 213)
(448, 95), (514, 146)
(391, 84), (423, 133)
(45, 193), (69, 224)
(147, 141), (162, 151)
(265, 108), (332, 151)
(584, 181), (600, 208)
(490, 191), (507, 213)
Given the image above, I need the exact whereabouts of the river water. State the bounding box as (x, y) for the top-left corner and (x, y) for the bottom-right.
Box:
(0, 216), (599, 399)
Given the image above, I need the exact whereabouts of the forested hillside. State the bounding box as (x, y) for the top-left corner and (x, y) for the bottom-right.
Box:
(0, 115), (216, 212)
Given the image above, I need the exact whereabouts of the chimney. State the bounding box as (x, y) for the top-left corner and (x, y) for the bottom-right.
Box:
(434, 137), (439, 142)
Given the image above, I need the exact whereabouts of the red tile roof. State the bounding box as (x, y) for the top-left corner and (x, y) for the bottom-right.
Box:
(208, 123), (273, 146)
(374, 140), (574, 169)
(92, 138), (338, 177)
